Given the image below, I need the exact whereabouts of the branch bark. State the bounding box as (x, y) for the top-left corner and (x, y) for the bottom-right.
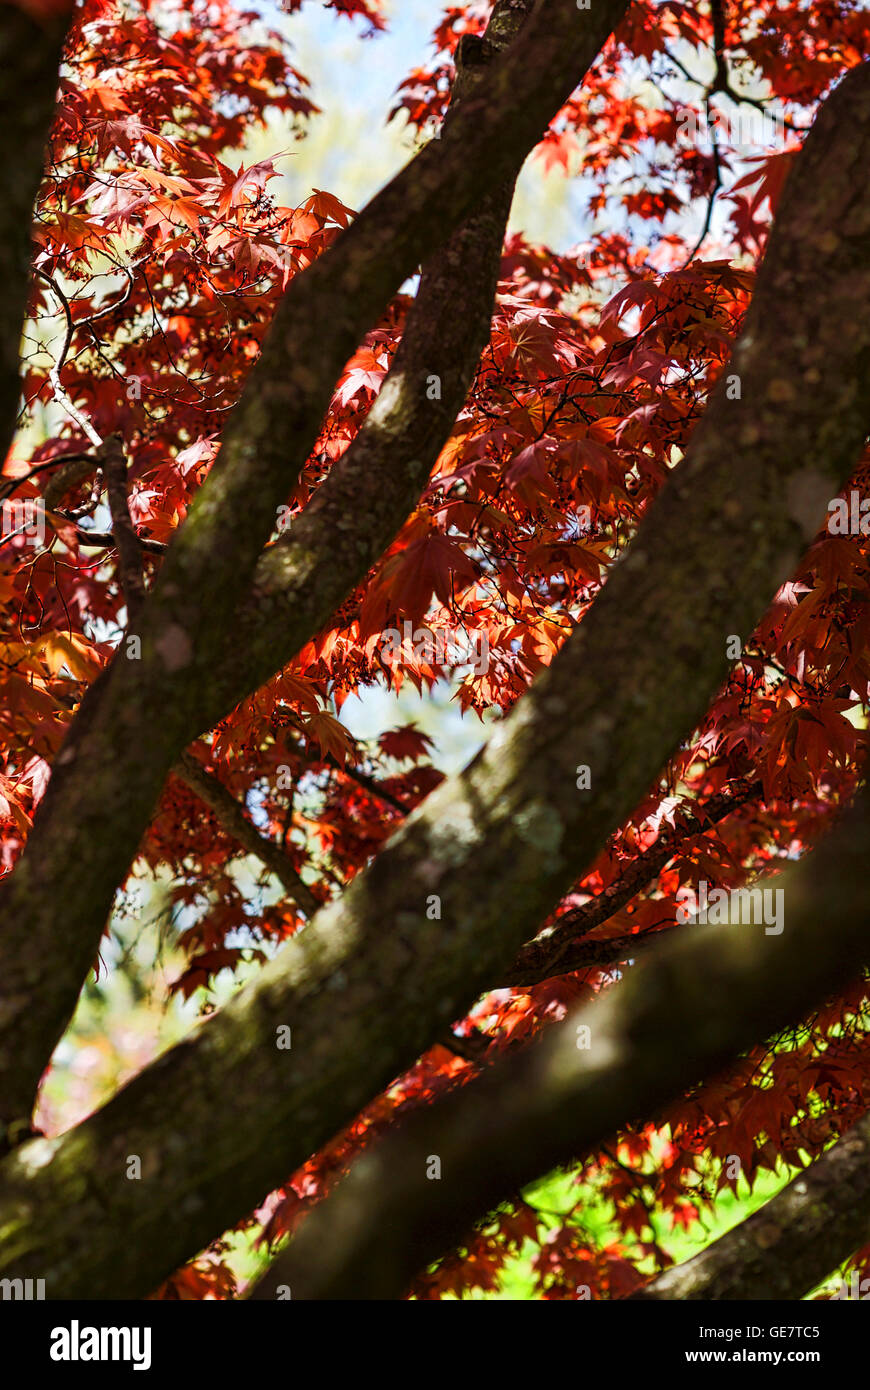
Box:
(0, 60), (869, 1295)
(194, 0), (545, 727)
(0, 0), (630, 1137)
(247, 783), (870, 1300)
(0, 3), (71, 461)
(101, 434), (147, 621)
(629, 1112), (870, 1300)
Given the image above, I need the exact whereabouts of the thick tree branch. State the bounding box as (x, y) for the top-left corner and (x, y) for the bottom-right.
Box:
(102, 440), (313, 908)
(0, 4), (71, 462)
(247, 783), (870, 1300)
(0, 0), (630, 1135)
(0, 62), (869, 1293)
(197, 0), (547, 724)
(629, 1111), (870, 1300)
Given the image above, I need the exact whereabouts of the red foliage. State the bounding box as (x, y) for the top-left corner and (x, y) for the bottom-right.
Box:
(3, 0), (870, 1298)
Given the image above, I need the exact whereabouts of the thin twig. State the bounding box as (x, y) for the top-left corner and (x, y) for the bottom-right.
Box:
(35, 268), (103, 447)
(501, 780), (763, 987)
(175, 751), (319, 917)
(59, 521), (167, 555)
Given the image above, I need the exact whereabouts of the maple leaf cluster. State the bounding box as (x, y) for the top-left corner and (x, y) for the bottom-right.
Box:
(3, 0), (870, 1299)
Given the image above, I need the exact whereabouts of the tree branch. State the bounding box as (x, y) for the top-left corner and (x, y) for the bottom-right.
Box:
(61, 525), (167, 556)
(247, 782), (870, 1300)
(101, 434), (147, 621)
(0, 0), (630, 1135)
(35, 267), (104, 448)
(0, 4), (72, 461)
(629, 1111), (870, 1300)
(194, 3), (547, 734)
(173, 752), (318, 917)
(0, 60), (869, 1292)
(501, 781), (761, 988)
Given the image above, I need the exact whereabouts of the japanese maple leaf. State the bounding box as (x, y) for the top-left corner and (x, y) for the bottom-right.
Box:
(335, 346), (387, 406)
(379, 724), (434, 763)
(385, 528), (479, 624)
